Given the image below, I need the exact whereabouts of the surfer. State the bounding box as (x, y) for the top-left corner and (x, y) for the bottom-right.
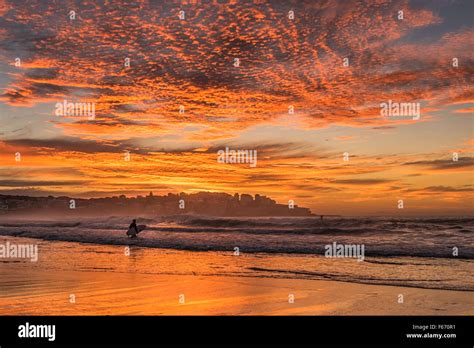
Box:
(126, 220), (146, 238)
(128, 219), (139, 238)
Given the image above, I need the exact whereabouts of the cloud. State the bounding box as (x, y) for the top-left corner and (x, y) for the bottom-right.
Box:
(4, 137), (151, 154)
(423, 186), (474, 193)
(0, 0), (470, 136)
(331, 178), (394, 185)
(404, 157), (474, 170)
(0, 179), (89, 187)
(454, 107), (474, 114)
(0, 188), (68, 196)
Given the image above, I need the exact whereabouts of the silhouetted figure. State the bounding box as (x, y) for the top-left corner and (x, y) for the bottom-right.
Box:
(128, 219), (138, 238)
(320, 215), (324, 221)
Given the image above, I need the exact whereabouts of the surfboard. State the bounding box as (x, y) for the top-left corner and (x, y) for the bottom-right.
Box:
(126, 224), (146, 237)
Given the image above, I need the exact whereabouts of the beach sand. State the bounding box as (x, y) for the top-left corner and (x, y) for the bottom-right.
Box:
(0, 268), (472, 315)
(0, 238), (472, 315)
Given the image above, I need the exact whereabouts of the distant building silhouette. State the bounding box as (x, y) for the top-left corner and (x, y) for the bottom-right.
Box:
(0, 192), (313, 217)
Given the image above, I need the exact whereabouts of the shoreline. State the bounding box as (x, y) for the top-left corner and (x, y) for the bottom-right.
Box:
(0, 237), (473, 315)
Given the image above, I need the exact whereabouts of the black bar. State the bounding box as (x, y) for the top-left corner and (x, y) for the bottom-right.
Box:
(0, 316), (472, 346)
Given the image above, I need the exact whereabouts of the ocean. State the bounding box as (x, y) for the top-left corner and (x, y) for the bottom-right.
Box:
(0, 216), (472, 292)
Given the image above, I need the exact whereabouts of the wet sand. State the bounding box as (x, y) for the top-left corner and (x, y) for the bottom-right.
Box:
(1, 267), (472, 315)
(0, 238), (472, 315)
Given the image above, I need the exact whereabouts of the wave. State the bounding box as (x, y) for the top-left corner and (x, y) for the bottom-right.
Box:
(162, 215), (474, 226)
(0, 227), (472, 259)
(0, 222), (82, 228)
(0, 223), (381, 236)
(247, 267), (474, 291)
(1, 216), (472, 259)
(4, 215), (472, 234)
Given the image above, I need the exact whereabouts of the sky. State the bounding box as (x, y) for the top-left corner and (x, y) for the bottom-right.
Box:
(0, 0), (473, 216)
